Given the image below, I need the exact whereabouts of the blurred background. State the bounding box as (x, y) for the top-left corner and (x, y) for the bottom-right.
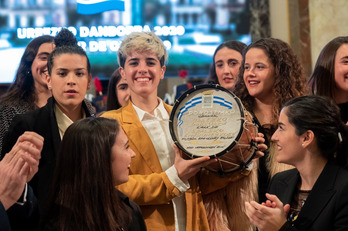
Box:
(0, 0), (250, 82)
(0, 0), (347, 109)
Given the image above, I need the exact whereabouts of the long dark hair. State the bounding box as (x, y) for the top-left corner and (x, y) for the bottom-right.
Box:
(308, 36), (348, 100)
(106, 68), (123, 110)
(205, 40), (246, 84)
(44, 117), (132, 231)
(234, 37), (306, 125)
(0, 35), (54, 108)
(284, 95), (348, 167)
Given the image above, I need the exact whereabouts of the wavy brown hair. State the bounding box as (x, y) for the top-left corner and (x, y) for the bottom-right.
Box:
(234, 37), (306, 124)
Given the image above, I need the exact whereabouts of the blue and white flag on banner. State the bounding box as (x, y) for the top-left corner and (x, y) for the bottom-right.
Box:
(77, 0), (125, 15)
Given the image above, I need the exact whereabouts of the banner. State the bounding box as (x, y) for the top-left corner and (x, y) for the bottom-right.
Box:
(77, 0), (125, 15)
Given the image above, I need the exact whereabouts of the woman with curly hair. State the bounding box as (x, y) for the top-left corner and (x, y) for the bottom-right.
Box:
(202, 40), (261, 231)
(234, 38), (306, 203)
(308, 36), (348, 123)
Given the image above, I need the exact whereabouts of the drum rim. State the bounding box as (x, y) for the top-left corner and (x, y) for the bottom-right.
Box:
(169, 84), (245, 159)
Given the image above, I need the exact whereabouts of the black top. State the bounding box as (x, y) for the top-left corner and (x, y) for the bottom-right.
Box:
(118, 190), (147, 231)
(41, 190), (147, 231)
(0, 100), (33, 155)
(0, 201), (11, 231)
(251, 114), (276, 203)
(1, 97), (95, 231)
(269, 162), (348, 231)
(338, 101), (348, 124)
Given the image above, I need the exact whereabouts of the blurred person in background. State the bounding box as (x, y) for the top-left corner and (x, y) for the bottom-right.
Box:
(0, 35), (55, 154)
(308, 36), (348, 124)
(106, 68), (130, 110)
(205, 40), (246, 91)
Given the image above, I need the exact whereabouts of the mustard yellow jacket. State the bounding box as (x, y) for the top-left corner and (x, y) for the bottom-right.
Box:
(102, 101), (249, 231)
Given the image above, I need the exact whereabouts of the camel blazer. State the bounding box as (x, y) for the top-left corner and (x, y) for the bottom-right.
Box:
(269, 162), (348, 231)
(102, 101), (246, 231)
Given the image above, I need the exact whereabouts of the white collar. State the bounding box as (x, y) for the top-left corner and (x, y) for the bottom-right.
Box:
(132, 98), (169, 121)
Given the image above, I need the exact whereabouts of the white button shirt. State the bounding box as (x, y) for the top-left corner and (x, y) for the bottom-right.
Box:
(133, 100), (190, 231)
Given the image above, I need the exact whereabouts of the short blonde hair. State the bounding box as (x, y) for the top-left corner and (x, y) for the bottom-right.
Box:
(118, 32), (168, 68)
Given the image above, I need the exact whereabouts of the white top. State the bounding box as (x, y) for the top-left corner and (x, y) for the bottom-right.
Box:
(55, 104), (86, 139)
(132, 99), (190, 231)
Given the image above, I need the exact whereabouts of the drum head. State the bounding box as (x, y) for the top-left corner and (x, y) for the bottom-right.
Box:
(169, 84), (245, 158)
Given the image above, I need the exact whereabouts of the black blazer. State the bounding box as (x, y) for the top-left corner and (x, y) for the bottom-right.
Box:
(41, 189), (146, 231)
(0, 202), (11, 231)
(268, 162), (348, 231)
(118, 190), (147, 231)
(1, 97), (95, 230)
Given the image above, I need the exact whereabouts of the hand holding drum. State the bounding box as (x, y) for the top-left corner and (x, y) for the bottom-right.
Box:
(169, 84), (260, 175)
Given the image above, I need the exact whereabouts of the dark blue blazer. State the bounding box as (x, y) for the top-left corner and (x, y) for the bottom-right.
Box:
(269, 162), (348, 231)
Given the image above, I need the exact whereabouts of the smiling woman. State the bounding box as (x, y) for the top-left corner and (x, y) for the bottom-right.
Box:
(42, 117), (145, 231)
(102, 32), (268, 231)
(246, 95), (348, 231)
(0, 35), (54, 154)
(234, 38), (306, 203)
(102, 31), (212, 231)
(1, 28), (95, 230)
(308, 36), (348, 123)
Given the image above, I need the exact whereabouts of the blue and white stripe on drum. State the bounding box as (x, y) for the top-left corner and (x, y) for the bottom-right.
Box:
(177, 97), (203, 127)
(213, 96), (233, 109)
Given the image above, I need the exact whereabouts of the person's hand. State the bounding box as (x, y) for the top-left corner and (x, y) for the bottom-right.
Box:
(245, 193), (289, 231)
(16, 132), (43, 181)
(0, 132), (43, 210)
(262, 199), (276, 208)
(261, 193), (291, 214)
(173, 144), (217, 182)
(254, 132), (267, 159)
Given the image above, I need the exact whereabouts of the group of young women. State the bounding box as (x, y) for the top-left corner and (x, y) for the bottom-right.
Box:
(0, 26), (347, 231)
(0, 29), (144, 231)
(205, 36), (348, 230)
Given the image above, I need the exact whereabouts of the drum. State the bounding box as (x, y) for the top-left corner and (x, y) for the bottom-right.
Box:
(169, 84), (258, 175)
